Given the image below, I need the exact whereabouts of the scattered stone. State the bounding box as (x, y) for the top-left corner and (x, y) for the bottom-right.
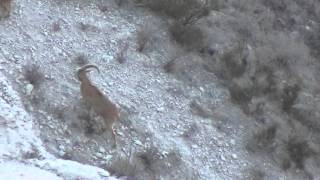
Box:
(25, 84), (34, 96)
(103, 155), (113, 161)
(134, 139), (143, 146)
(58, 150), (65, 157)
(96, 152), (103, 158)
(99, 147), (105, 153)
(230, 139), (236, 146)
(157, 107), (164, 112)
(231, 154), (238, 159)
(220, 155), (226, 161)
(59, 145), (65, 151)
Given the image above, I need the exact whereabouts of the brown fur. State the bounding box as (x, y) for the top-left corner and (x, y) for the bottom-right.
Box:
(77, 64), (119, 147)
(0, 0), (12, 18)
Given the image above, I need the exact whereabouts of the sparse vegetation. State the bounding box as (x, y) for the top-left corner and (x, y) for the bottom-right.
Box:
(169, 22), (206, 50)
(98, 4), (108, 12)
(189, 100), (211, 118)
(286, 138), (315, 170)
(136, 24), (152, 52)
(23, 63), (45, 88)
(136, 0), (216, 25)
(115, 0), (125, 7)
(107, 156), (138, 178)
(280, 83), (300, 113)
(78, 22), (99, 32)
(181, 123), (198, 139)
(247, 168), (266, 180)
(163, 59), (176, 73)
(52, 22), (61, 32)
(136, 146), (161, 173)
(22, 144), (41, 160)
(246, 124), (277, 153)
(74, 54), (89, 66)
(116, 41), (128, 64)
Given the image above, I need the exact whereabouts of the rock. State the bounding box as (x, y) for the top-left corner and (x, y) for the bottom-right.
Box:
(58, 150), (65, 157)
(220, 155), (226, 161)
(99, 147), (105, 153)
(231, 154), (238, 159)
(157, 107), (164, 112)
(59, 145), (65, 151)
(134, 139), (143, 146)
(25, 84), (34, 96)
(96, 152), (103, 158)
(103, 155), (113, 161)
(230, 139), (236, 146)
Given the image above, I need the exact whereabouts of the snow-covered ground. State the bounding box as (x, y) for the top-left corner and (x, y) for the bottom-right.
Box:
(0, 70), (115, 179)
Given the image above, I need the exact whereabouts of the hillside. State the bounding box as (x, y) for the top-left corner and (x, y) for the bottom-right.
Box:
(1, 0), (320, 179)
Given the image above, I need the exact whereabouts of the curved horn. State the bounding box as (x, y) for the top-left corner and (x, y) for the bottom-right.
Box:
(79, 64), (100, 73)
(77, 64), (100, 80)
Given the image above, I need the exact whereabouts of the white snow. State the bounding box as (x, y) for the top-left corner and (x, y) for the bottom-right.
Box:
(0, 70), (115, 179)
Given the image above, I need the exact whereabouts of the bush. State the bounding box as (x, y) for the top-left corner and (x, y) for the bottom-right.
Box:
(74, 54), (89, 66)
(107, 156), (138, 178)
(169, 22), (206, 50)
(136, 24), (152, 52)
(137, 0), (217, 25)
(23, 63), (45, 88)
(304, 27), (320, 58)
(286, 138), (315, 169)
(116, 41), (129, 63)
(189, 100), (211, 118)
(52, 22), (61, 32)
(246, 124), (277, 153)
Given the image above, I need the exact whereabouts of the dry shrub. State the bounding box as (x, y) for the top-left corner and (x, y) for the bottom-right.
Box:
(23, 63), (45, 88)
(163, 59), (177, 73)
(262, 0), (287, 13)
(245, 168), (266, 180)
(74, 54), (89, 66)
(136, 147), (183, 178)
(108, 156), (138, 179)
(114, 0), (125, 7)
(189, 100), (211, 118)
(280, 83), (300, 113)
(169, 22), (206, 50)
(163, 46), (184, 73)
(304, 27), (320, 58)
(136, 146), (161, 173)
(286, 138), (315, 170)
(22, 144), (41, 160)
(246, 124), (277, 153)
(182, 123), (198, 139)
(52, 22), (61, 32)
(116, 41), (129, 64)
(78, 22), (99, 32)
(137, 0), (216, 25)
(136, 24), (152, 52)
(49, 105), (67, 120)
